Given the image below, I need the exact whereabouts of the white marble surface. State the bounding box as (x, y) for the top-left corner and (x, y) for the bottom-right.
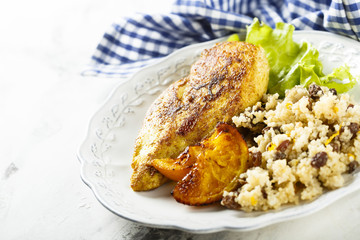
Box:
(1, 0), (360, 239)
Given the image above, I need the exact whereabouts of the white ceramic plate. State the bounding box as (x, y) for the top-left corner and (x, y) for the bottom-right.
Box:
(78, 31), (360, 233)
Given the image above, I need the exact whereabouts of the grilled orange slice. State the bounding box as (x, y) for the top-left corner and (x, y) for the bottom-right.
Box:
(172, 123), (248, 205)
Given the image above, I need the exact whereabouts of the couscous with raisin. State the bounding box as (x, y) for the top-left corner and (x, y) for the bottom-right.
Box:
(222, 84), (360, 212)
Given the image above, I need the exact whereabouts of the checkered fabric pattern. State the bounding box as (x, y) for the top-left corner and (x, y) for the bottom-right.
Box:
(84, 0), (360, 78)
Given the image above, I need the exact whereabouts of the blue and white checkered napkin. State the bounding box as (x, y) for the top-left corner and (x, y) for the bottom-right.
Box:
(83, 0), (360, 78)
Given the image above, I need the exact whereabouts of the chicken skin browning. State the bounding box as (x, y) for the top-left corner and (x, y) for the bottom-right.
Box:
(131, 41), (269, 191)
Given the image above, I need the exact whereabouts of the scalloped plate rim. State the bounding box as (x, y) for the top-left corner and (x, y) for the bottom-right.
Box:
(77, 30), (360, 233)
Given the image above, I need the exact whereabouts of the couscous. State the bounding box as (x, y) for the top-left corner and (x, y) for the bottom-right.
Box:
(222, 84), (360, 212)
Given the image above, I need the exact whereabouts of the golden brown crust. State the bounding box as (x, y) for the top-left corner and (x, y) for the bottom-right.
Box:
(131, 41), (270, 191)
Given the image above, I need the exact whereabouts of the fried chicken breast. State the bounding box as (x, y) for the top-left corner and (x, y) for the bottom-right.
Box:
(131, 41), (269, 191)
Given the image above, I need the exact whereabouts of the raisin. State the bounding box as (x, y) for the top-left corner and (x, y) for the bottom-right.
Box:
(307, 97), (313, 111)
(274, 151), (286, 160)
(348, 161), (359, 173)
(221, 195), (241, 210)
(347, 104), (355, 109)
(261, 188), (268, 199)
(329, 88), (337, 96)
(311, 152), (328, 168)
(341, 123), (359, 139)
(348, 122), (359, 138)
(309, 84), (323, 99)
(277, 140), (290, 152)
(329, 141), (340, 152)
(249, 151), (262, 168)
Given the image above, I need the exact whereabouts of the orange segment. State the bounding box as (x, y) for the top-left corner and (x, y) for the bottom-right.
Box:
(151, 148), (196, 181)
(152, 158), (192, 181)
(172, 123), (249, 206)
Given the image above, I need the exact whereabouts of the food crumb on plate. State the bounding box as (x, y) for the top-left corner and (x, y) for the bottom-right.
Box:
(222, 84), (360, 212)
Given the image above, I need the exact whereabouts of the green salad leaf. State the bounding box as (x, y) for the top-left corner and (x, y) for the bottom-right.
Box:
(227, 33), (240, 42)
(230, 18), (357, 97)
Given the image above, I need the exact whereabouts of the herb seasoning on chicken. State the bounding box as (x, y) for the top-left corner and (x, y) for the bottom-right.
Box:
(131, 41), (269, 191)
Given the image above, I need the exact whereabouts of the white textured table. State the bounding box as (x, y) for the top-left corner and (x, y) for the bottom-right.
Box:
(1, 1), (360, 239)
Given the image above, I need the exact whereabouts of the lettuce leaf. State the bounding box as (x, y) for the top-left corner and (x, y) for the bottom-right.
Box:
(231, 18), (357, 97)
(301, 64), (357, 93)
